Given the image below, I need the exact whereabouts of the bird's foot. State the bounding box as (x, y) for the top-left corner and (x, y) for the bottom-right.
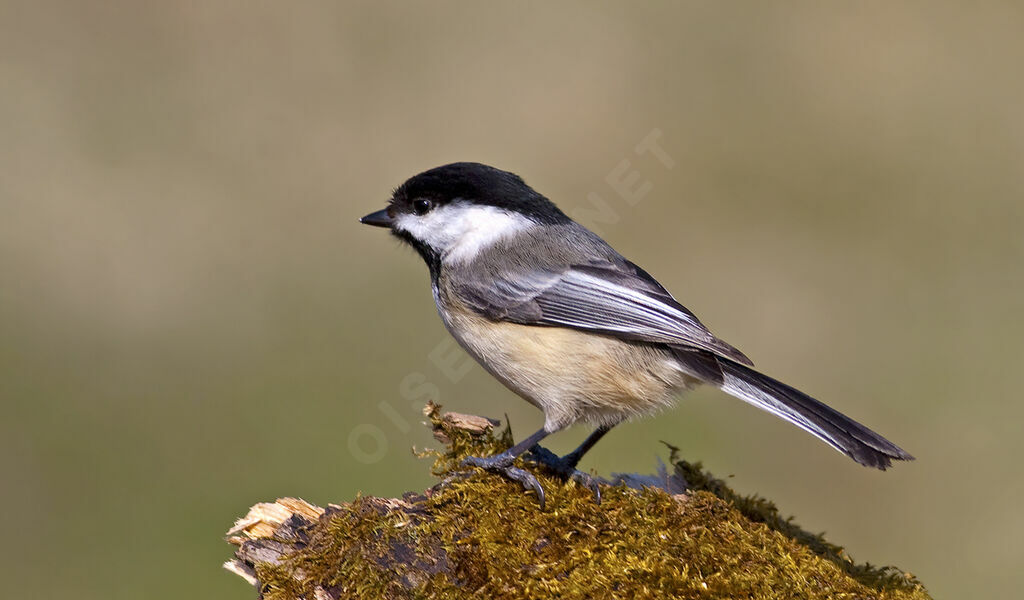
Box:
(461, 452), (547, 509)
(527, 446), (604, 505)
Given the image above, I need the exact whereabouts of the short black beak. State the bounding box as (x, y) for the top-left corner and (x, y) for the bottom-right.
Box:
(359, 208), (394, 228)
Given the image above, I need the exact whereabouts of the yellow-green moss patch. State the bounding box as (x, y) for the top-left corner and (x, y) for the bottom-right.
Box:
(245, 405), (929, 599)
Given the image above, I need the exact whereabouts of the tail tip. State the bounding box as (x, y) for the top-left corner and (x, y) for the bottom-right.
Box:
(856, 447), (915, 470)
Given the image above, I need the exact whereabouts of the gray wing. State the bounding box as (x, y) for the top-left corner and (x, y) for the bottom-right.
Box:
(454, 258), (753, 366)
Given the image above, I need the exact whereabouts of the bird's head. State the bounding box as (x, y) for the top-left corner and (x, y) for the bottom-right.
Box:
(360, 162), (568, 266)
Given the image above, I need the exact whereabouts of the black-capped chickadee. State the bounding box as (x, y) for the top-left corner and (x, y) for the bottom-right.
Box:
(361, 162), (912, 505)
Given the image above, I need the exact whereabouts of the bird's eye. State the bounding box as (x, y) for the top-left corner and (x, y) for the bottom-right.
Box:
(412, 199), (433, 215)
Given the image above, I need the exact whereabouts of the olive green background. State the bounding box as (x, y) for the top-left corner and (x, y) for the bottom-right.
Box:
(2, 2), (1021, 598)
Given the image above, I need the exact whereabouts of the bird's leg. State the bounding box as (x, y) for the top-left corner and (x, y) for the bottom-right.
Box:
(527, 425), (613, 504)
(561, 425), (613, 469)
(461, 427), (551, 508)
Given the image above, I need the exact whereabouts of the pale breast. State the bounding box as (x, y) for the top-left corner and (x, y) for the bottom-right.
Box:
(438, 295), (697, 431)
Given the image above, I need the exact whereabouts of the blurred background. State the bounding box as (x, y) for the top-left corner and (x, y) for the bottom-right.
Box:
(2, 1), (1021, 598)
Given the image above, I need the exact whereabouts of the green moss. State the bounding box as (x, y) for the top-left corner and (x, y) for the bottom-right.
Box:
(255, 499), (406, 598)
(419, 402), (515, 476)
(250, 406), (929, 599)
(666, 443), (923, 593)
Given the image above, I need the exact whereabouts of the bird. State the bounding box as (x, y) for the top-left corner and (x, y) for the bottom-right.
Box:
(360, 162), (913, 507)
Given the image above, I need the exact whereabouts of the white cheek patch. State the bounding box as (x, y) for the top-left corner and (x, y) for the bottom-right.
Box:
(394, 202), (534, 263)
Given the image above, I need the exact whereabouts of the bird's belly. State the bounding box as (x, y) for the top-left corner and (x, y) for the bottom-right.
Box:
(441, 309), (696, 430)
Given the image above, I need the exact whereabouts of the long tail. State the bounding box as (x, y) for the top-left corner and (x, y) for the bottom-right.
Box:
(674, 349), (914, 469)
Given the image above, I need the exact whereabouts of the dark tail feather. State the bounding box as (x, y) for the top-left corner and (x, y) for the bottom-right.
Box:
(674, 349), (914, 469)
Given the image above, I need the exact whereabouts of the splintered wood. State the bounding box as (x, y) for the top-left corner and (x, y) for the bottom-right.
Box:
(224, 497), (325, 586)
(227, 497), (324, 543)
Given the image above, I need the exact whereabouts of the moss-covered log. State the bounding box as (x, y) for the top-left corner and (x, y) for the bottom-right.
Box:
(225, 403), (928, 599)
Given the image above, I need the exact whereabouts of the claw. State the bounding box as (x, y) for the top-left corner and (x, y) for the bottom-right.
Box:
(526, 446), (605, 505)
(461, 453), (547, 509)
(568, 469), (602, 505)
(502, 465), (546, 509)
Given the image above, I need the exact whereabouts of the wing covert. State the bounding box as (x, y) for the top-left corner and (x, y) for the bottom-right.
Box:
(453, 259), (752, 365)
